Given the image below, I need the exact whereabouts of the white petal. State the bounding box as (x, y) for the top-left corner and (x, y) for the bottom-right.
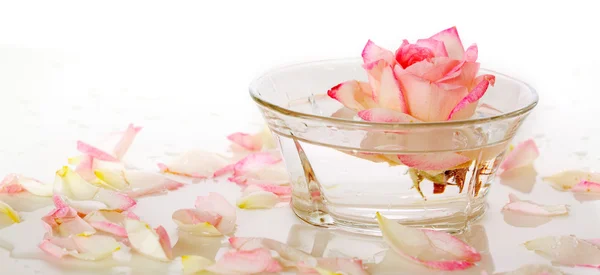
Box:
(124, 219), (172, 261)
(524, 235), (600, 267)
(55, 166), (99, 200)
(160, 150), (230, 178)
(182, 255), (214, 275)
(543, 170), (600, 191)
(495, 264), (566, 275)
(172, 209), (222, 236)
(237, 191), (279, 209)
(0, 200), (20, 224)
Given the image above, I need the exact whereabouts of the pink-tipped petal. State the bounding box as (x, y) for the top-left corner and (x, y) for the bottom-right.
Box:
(397, 153), (470, 171)
(543, 170), (600, 191)
(464, 44), (478, 62)
(39, 239), (69, 258)
(228, 237), (314, 267)
(447, 75), (495, 120)
(502, 194), (569, 216)
(571, 180), (600, 193)
(124, 219), (171, 261)
(500, 139), (539, 171)
(207, 248), (283, 274)
(227, 132), (262, 151)
(252, 184), (292, 197)
(77, 141), (118, 162)
(0, 174), (25, 194)
(75, 155), (96, 181)
(496, 264), (566, 275)
(233, 152), (281, 177)
(113, 124), (142, 160)
(362, 40), (396, 66)
(0, 173), (52, 196)
(416, 38), (449, 57)
(376, 65), (408, 113)
(376, 212), (479, 271)
(524, 235), (600, 268)
(358, 108), (422, 123)
(327, 80), (375, 111)
(311, 258), (370, 275)
(89, 221), (128, 238)
(213, 163), (235, 177)
(194, 192), (236, 234)
(237, 190), (280, 209)
(155, 226), (173, 260)
(126, 180), (184, 198)
(42, 198), (96, 236)
(84, 210), (128, 238)
(94, 189), (137, 211)
(430, 26), (465, 60)
(172, 209), (222, 236)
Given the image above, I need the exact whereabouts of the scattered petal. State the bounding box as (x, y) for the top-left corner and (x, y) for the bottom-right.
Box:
(42, 196), (96, 236)
(159, 150), (230, 178)
(500, 139), (539, 172)
(182, 255), (214, 275)
(112, 124), (142, 160)
(300, 258), (370, 275)
(0, 174), (25, 194)
(1, 174), (53, 196)
(502, 194), (569, 216)
(229, 237), (314, 266)
(571, 180), (600, 193)
(495, 264), (566, 275)
(213, 163), (235, 177)
(228, 132), (262, 151)
(194, 192), (236, 234)
(206, 248), (283, 274)
(0, 200), (20, 223)
(237, 191), (280, 209)
(362, 40), (396, 66)
(430, 26), (465, 60)
(397, 153), (471, 171)
(358, 108), (422, 123)
(124, 218), (172, 261)
(40, 235), (121, 261)
(84, 210), (128, 238)
(77, 141), (118, 162)
(95, 169), (184, 198)
(524, 235), (600, 267)
(376, 212), (480, 270)
(229, 152), (290, 185)
(172, 209), (222, 236)
(250, 184), (292, 197)
(543, 170), (600, 191)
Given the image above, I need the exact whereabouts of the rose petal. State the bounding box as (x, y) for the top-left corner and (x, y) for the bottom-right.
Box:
(464, 44), (478, 62)
(84, 210), (128, 238)
(233, 152), (281, 176)
(1, 174), (53, 196)
(213, 163), (235, 177)
(159, 150), (230, 178)
(447, 75), (495, 120)
(229, 237), (314, 267)
(43, 197), (96, 236)
(543, 170), (600, 191)
(430, 26), (465, 60)
(495, 264), (566, 275)
(124, 218), (172, 261)
(251, 184), (292, 197)
(237, 190), (280, 209)
(206, 248), (283, 274)
(397, 153), (471, 171)
(0, 174), (25, 194)
(327, 80), (375, 112)
(312, 258), (369, 275)
(376, 212), (480, 270)
(40, 235), (121, 261)
(112, 124), (142, 160)
(395, 69), (469, 121)
(524, 235), (600, 267)
(96, 169), (184, 198)
(362, 40), (396, 66)
(500, 139), (539, 172)
(437, 61), (480, 88)
(416, 38), (449, 57)
(358, 108), (422, 123)
(194, 192), (236, 234)
(172, 209), (222, 236)
(155, 226), (173, 260)
(0, 200), (20, 224)
(376, 65), (408, 113)
(77, 141), (119, 162)
(228, 132), (262, 151)
(182, 255), (214, 275)
(502, 194), (569, 216)
(125, 180), (184, 198)
(571, 180), (600, 193)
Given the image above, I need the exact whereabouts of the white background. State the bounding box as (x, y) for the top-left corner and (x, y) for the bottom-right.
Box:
(1, 1), (599, 274)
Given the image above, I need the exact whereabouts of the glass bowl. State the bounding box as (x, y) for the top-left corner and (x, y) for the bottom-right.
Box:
(249, 58), (538, 235)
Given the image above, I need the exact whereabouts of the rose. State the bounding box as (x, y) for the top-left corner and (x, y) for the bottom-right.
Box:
(327, 26), (495, 122)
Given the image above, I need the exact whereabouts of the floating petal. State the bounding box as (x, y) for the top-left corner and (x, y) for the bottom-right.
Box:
(327, 80), (376, 111)
(524, 235), (600, 267)
(502, 194), (569, 216)
(500, 139), (539, 172)
(124, 218), (172, 261)
(543, 170), (600, 191)
(397, 153), (470, 171)
(358, 108), (422, 123)
(376, 212), (480, 270)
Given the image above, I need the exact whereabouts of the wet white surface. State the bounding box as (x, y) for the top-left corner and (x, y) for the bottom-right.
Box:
(1, 1), (600, 274)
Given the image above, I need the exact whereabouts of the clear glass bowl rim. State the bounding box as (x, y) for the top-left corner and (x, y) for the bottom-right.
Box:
(249, 58), (539, 129)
